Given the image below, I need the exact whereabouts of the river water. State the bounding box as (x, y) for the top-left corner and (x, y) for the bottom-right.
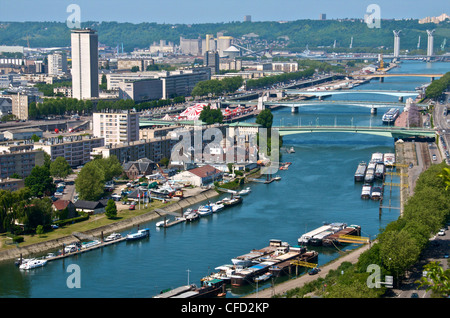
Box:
(0, 60), (448, 298)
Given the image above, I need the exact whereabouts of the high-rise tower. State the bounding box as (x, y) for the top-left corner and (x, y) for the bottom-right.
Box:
(71, 28), (99, 100)
(427, 29), (435, 58)
(393, 30), (401, 58)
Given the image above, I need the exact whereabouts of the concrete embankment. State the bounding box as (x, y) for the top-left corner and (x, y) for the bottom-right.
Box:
(0, 189), (219, 263)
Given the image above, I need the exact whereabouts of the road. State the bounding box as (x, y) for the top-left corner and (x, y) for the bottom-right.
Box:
(433, 93), (450, 164)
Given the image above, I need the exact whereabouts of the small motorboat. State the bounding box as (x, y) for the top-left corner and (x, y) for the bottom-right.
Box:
(254, 272), (272, 283)
(238, 187), (251, 196)
(156, 219), (169, 227)
(185, 211), (199, 222)
(104, 233), (122, 242)
(81, 240), (101, 249)
(126, 228), (150, 241)
(197, 205), (213, 216)
(19, 259), (47, 270)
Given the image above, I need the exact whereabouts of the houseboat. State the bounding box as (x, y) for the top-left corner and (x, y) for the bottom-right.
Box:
(361, 184), (372, 199)
(354, 162), (367, 182)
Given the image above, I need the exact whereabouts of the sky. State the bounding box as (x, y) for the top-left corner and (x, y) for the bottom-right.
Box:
(0, 0), (448, 24)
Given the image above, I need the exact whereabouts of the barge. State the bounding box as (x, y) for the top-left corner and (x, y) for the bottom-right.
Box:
(155, 279), (225, 298)
(361, 184), (372, 199)
(308, 222), (347, 246)
(354, 161), (367, 182)
(322, 225), (361, 246)
(269, 248), (318, 277)
(371, 152), (384, 164)
(371, 185), (383, 200)
(384, 153), (395, 167)
(364, 161), (376, 183)
(375, 163), (385, 180)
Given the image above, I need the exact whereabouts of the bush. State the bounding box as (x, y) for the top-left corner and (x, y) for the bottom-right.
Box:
(12, 236), (24, 243)
(53, 213), (89, 227)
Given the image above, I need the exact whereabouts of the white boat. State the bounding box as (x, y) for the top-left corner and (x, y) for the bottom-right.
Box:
(64, 244), (78, 254)
(197, 205), (213, 216)
(361, 184), (372, 199)
(156, 219), (169, 227)
(81, 240), (101, 249)
(104, 233), (122, 242)
(254, 272), (272, 283)
(238, 187), (251, 196)
(19, 259), (47, 270)
(185, 211), (199, 222)
(126, 228), (150, 240)
(384, 153), (396, 167)
(211, 203), (224, 213)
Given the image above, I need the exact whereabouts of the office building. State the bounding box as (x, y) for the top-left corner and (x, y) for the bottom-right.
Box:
(71, 29), (99, 100)
(204, 51), (220, 75)
(93, 110), (139, 145)
(160, 68), (210, 99)
(118, 78), (163, 102)
(319, 13), (326, 20)
(48, 51), (68, 75)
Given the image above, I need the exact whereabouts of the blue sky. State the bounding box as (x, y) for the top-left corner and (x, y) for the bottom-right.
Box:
(0, 0), (448, 23)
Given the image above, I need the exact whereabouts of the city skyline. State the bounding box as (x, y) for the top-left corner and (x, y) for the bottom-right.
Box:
(0, 0), (448, 24)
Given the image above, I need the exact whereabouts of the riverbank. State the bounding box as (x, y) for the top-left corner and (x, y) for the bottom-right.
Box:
(0, 188), (219, 263)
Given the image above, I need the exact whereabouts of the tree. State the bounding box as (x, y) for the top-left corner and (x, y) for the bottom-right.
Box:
(417, 261), (450, 298)
(199, 105), (223, 124)
(75, 163), (105, 201)
(255, 109), (273, 129)
(105, 199), (117, 219)
(50, 157), (72, 180)
(24, 165), (55, 197)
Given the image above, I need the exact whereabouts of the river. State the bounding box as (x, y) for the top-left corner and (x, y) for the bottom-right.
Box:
(0, 60), (448, 298)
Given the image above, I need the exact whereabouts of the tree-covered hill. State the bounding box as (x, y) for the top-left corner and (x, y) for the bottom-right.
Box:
(0, 19), (448, 53)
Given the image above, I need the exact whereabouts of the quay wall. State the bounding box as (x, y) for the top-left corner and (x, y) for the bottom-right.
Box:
(0, 189), (219, 263)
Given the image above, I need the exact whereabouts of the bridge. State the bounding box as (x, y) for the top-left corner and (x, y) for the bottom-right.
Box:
(350, 73), (444, 80)
(275, 125), (436, 139)
(284, 89), (420, 98)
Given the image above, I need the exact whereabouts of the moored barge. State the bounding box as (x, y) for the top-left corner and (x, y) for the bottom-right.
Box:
(354, 161), (367, 182)
(322, 225), (362, 246)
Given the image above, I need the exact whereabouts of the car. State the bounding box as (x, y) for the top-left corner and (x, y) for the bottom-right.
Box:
(308, 267), (321, 275)
(129, 204), (135, 210)
(437, 230), (445, 236)
(51, 224), (59, 229)
(410, 292), (419, 298)
(432, 154), (437, 161)
(444, 253), (449, 259)
(54, 192), (63, 196)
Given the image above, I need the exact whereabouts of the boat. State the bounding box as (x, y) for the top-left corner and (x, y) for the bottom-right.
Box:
(354, 161), (367, 182)
(184, 210), (200, 222)
(211, 202), (225, 212)
(364, 162), (376, 183)
(156, 279), (225, 298)
(197, 205), (213, 216)
(361, 184), (372, 199)
(104, 233), (122, 242)
(254, 272), (272, 283)
(273, 175), (281, 181)
(371, 152), (384, 164)
(308, 222), (347, 246)
(64, 244), (79, 254)
(322, 225), (362, 246)
(156, 219), (169, 227)
(371, 186), (383, 200)
(15, 258), (35, 266)
(375, 163), (385, 180)
(382, 108), (399, 124)
(81, 240), (101, 249)
(238, 187), (251, 196)
(201, 264), (245, 283)
(384, 153), (396, 167)
(126, 228), (150, 240)
(219, 196), (243, 207)
(19, 259), (47, 270)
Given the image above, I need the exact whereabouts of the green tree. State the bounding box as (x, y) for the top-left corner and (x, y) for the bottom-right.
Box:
(24, 165), (55, 197)
(75, 163), (105, 201)
(50, 157), (72, 180)
(255, 109), (273, 129)
(417, 261), (450, 298)
(199, 105), (223, 124)
(36, 224), (44, 236)
(105, 199), (117, 219)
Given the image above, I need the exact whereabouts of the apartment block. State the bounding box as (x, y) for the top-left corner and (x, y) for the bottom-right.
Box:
(33, 135), (104, 168)
(0, 148), (45, 179)
(48, 51), (68, 75)
(92, 110), (139, 145)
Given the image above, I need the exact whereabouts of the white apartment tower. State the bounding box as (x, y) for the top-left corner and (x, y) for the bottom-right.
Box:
(71, 29), (99, 100)
(48, 51), (67, 75)
(93, 110), (139, 145)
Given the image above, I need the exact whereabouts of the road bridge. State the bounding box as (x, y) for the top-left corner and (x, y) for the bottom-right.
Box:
(350, 73), (444, 80)
(285, 89), (420, 98)
(275, 125), (436, 139)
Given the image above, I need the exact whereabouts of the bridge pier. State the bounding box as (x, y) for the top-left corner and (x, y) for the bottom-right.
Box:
(371, 107), (377, 115)
(291, 107), (298, 113)
(379, 77), (384, 83)
(398, 96), (403, 102)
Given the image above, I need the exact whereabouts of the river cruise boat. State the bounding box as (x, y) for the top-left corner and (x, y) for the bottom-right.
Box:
(382, 108), (399, 124)
(371, 152), (384, 164)
(354, 161), (367, 182)
(361, 184), (372, 199)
